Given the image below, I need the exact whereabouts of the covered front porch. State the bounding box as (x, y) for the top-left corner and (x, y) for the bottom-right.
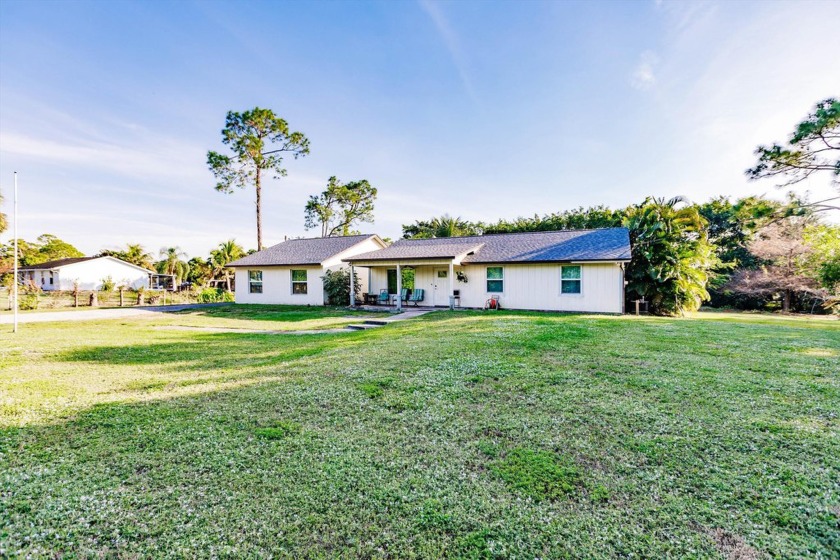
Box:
(347, 259), (462, 311)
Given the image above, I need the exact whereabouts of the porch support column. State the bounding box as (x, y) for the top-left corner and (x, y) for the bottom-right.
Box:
(449, 261), (455, 310)
(396, 264), (402, 312)
(349, 264), (355, 307)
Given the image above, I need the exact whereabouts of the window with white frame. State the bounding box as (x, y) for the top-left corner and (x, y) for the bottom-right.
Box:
(291, 269), (308, 294)
(248, 270), (263, 294)
(560, 265), (581, 294)
(486, 266), (504, 293)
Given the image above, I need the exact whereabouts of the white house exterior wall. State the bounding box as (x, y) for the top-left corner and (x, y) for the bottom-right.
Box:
(370, 262), (624, 313)
(233, 237), (383, 305)
(30, 258), (150, 291)
(234, 266), (324, 305)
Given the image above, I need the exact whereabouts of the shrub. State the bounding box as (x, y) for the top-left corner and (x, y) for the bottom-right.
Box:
(322, 267), (361, 306)
(196, 288), (233, 303)
(18, 293), (39, 310)
(100, 276), (115, 292)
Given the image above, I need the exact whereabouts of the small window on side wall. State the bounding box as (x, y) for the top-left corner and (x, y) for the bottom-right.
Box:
(486, 266), (504, 293)
(561, 265), (581, 294)
(291, 269), (308, 294)
(249, 270), (263, 294)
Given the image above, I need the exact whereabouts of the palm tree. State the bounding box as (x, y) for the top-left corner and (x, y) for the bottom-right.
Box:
(157, 247), (189, 284)
(122, 244), (154, 270)
(623, 196), (718, 315)
(210, 239), (245, 291)
(430, 214), (470, 238)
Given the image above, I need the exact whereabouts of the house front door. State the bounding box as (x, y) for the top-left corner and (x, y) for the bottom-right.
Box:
(432, 268), (450, 306)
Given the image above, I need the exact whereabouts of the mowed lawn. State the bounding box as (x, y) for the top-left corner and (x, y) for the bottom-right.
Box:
(1, 308), (838, 558)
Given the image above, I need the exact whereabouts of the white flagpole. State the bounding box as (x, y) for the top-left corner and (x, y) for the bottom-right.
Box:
(13, 172), (19, 333)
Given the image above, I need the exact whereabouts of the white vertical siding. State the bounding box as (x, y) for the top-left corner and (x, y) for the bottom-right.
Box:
(367, 262), (623, 313)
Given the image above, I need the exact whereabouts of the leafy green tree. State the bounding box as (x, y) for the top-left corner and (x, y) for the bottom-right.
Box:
(696, 196), (783, 269)
(186, 257), (213, 287)
(207, 107), (310, 250)
(157, 247), (190, 284)
(31, 234), (84, 264)
(483, 206), (623, 234)
(305, 176), (378, 237)
(402, 214), (483, 239)
(803, 223), (840, 293)
(623, 197), (719, 316)
(747, 98), (839, 209)
(210, 239), (245, 291)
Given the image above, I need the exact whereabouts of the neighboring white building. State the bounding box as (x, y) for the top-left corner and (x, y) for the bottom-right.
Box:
(227, 235), (387, 305)
(17, 256), (153, 291)
(345, 228), (632, 313)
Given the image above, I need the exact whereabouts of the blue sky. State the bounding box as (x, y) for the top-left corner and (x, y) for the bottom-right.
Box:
(1, 0), (838, 257)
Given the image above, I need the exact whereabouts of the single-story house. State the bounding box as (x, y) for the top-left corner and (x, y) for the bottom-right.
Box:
(227, 234), (387, 305)
(345, 228), (631, 313)
(16, 256), (153, 291)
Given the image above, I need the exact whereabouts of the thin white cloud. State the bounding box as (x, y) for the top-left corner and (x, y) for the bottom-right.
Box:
(630, 51), (659, 91)
(418, 0), (477, 101)
(0, 131), (206, 182)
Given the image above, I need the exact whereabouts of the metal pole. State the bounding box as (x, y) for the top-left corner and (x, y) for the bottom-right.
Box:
(13, 172), (19, 333)
(395, 264), (402, 312)
(349, 265), (355, 307)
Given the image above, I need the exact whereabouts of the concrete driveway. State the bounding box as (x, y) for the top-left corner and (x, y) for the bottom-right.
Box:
(0, 303), (230, 325)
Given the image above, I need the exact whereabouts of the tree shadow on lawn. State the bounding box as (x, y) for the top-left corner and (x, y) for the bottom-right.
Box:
(55, 331), (366, 372)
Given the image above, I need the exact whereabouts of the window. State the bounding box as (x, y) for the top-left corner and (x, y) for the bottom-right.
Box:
(291, 269), (308, 294)
(248, 270), (263, 294)
(486, 266), (504, 293)
(49, 272), (54, 285)
(561, 265), (581, 294)
(437, 270), (448, 278)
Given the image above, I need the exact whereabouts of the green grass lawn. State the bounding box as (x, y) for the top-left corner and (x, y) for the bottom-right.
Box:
(1, 309), (838, 558)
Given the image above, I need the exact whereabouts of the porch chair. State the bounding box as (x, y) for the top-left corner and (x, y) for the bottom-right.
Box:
(377, 289), (390, 305)
(399, 288), (410, 305)
(408, 288), (425, 306)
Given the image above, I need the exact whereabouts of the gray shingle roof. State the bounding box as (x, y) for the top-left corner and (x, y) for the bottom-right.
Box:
(19, 257), (101, 270)
(228, 235), (380, 267)
(347, 228), (631, 263)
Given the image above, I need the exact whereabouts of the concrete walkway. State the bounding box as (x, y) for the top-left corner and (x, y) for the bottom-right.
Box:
(0, 303), (230, 325)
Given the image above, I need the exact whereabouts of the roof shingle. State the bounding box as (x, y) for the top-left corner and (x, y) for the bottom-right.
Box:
(346, 228), (631, 263)
(228, 235), (380, 267)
